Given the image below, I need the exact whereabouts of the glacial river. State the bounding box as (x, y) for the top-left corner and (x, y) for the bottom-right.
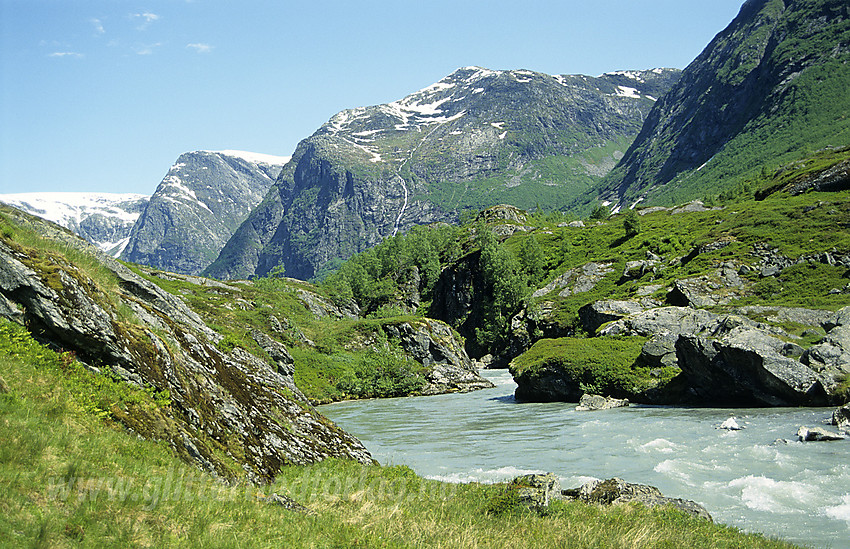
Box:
(321, 369), (850, 548)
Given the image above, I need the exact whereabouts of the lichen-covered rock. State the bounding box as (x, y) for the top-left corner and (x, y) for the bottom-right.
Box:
(0, 209), (372, 482)
(566, 477), (712, 521)
(511, 473), (561, 509)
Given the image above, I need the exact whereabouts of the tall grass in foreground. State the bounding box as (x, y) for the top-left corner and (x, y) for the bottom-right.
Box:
(0, 321), (801, 548)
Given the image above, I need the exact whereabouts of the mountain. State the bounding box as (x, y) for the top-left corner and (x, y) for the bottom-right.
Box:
(121, 150), (290, 275)
(0, 192), (149, 257)
(204, 66), (681, 281)
(600, 0), (850, 207)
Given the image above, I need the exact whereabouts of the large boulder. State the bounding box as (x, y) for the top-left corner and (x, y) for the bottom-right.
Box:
(578, 300), (648, 334)
(832, 404), (850, 433)
(676, 326), (829, 406)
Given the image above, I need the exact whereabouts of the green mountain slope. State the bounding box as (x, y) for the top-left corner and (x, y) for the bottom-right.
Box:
(204, 66), (680, 280)
(600, 0), (850, 207)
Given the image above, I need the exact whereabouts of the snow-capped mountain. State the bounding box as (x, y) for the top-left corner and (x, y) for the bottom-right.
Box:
(121, 150), (290, 275)
(0, 192), (150, 257)
(206, 65), (680, 280)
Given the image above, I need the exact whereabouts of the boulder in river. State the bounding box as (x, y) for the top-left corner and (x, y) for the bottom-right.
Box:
(832, 404), (850, 434)
(796, 426), (845, 442)
(576, 394), (630, 411)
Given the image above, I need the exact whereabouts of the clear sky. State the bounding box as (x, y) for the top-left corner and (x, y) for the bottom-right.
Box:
(1, 0), (746, 195)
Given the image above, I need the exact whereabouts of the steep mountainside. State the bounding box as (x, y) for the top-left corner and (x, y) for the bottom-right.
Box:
(601, 0), (850, 207)
(0, 192), (149, 257)
(205, 66), (680, 280)
(122, 150), (289, 275)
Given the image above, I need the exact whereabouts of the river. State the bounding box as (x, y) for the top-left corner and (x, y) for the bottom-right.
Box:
(320, 369), (850, 548)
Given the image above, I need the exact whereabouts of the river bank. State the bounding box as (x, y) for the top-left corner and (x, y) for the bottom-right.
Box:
(321, 369), (850, 548)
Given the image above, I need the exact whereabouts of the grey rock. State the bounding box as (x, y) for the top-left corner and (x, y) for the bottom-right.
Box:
(796, 426), (845, 442)
(576, 394), (629, 411)
(676, 326), (829, 406)
(511, 473), (562, 509)
(734, 306), (835, 329)
(532, 262), (614, 299)
(566, 477), (712, 521)
(578, 300), (647, 334)
(0, 211), (373, 481)
(622, 259), (658, 280)
(832, 404), (850, 433)
(257, 493), (313, 514)
(383, 319), (494, 395)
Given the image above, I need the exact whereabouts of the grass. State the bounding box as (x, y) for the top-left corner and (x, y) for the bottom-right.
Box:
(0, 333), (800, 548)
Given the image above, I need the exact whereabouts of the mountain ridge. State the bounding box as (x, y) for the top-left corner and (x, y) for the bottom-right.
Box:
(205, 65), (681, 281)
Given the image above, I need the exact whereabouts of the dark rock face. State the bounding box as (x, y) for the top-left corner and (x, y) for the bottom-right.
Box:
(0, 207), (371, 481)
(602, 0), (850, 206)
(675, 327), (829, 406)
(206, 66), (681, 281)
(123, 151), (287, 275)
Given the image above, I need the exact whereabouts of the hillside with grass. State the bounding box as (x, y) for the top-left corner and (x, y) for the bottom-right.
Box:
(600, 0), (850, 208)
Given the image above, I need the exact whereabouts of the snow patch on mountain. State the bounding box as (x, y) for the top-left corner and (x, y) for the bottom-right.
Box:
(215, 150), (291, 165)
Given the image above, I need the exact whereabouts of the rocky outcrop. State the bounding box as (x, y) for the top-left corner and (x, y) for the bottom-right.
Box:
(123, 150), (288, 275)
(576, 394), (629, 411)
(801, 307), (850, 389)
(0, 206), (372, 482)
(522, 303), (847, 406)
(532, 262), (614, 299)
(382, 319), (494, 394)
(579, 300), (649, 334)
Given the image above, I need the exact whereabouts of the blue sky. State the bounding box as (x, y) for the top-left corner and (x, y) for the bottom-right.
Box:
(1, 0), (745, 195)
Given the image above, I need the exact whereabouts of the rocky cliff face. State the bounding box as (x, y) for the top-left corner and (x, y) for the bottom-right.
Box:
(122, 150), (289, 275)
(601, 0), (850, 207)
(0, 192), (149, 257)
(0, 205), (371, 481)
(205, 66), (680, 281)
